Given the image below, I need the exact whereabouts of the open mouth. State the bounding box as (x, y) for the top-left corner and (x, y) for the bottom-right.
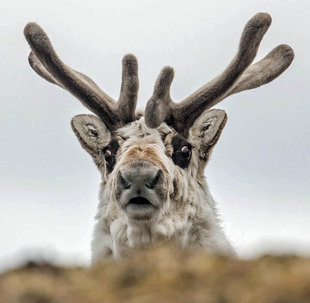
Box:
(127, 197), (152, 206)
(124, 197), (158, 221)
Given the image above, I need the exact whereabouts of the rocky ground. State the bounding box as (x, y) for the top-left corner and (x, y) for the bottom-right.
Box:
(0, 246), (309, 303)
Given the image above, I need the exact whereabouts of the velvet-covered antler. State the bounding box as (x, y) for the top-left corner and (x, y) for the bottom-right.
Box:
(144, 13), (294, 136)
(24, 23), (139, 131)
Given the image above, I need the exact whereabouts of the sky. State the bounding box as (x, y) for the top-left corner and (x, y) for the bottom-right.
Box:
(0, 0), (309, 271)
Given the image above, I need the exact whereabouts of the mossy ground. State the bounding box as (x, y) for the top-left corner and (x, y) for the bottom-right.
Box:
(1, 246), (309, 303)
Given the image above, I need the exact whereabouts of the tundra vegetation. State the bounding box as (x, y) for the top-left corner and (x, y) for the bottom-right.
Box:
(0, 246), (310, 303)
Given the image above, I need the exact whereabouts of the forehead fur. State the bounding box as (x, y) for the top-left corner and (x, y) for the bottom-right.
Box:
(115, 116), (173, 140)
(111, 117), (177, 176)
(123, 145), (169, 174)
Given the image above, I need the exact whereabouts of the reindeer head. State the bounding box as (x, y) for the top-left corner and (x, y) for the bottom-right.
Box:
(24, 13), (293, 226)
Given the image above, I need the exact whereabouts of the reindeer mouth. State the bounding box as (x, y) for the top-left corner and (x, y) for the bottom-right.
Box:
(128, 197), (152, 206)
(125, 197), (157, 220)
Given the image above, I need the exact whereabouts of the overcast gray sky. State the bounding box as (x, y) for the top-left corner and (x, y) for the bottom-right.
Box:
(0, 0), (309, 271)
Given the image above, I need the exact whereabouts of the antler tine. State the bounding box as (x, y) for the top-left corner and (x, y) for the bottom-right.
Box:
(118, 54), (139, 123)
(145, 66), (174, 128)
(223, 44), (294, 98)
(28, 52), (62, 86)
(24, 23), (123, 131)
(29, 51), (104, 91)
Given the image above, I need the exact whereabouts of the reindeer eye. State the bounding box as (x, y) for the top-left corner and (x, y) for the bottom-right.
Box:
(171, 135), (192, 169)
(104, 149), (112, 160)
(181, 146), (191, 159)
(102, 139), (120, 173)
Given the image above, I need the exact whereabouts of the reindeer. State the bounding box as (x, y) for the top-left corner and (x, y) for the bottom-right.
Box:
(24, 13), (294, 261)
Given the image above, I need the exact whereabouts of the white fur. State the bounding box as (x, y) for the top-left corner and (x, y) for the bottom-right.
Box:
(90, 117), (235, 262)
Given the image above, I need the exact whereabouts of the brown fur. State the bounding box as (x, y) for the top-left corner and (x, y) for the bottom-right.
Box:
(123, 146), (169, 174)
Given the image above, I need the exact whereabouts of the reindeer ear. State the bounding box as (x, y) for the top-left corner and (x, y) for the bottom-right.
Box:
(71, 114), (111, 159)
(189, 109), (227, 164)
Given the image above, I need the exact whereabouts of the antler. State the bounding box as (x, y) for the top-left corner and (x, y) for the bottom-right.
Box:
(24, 23), (139, 131)
(145, 13), (294, 136)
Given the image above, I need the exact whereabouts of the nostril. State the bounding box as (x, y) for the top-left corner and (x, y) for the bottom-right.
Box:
(145, 169), (162, 189)
(118, 171), (131, 189)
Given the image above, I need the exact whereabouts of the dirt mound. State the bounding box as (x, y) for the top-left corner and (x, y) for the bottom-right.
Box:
(1, 246), (309, 303)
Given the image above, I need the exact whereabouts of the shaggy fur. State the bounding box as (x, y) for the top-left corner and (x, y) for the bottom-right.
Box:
(86, 113), (234, 261)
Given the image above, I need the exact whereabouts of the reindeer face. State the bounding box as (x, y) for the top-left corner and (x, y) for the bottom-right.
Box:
(71, 109), (227, 222)
(112, 130), (171, 222)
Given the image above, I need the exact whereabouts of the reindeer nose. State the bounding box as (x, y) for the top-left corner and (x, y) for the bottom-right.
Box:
(118, 166), (162, 193)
